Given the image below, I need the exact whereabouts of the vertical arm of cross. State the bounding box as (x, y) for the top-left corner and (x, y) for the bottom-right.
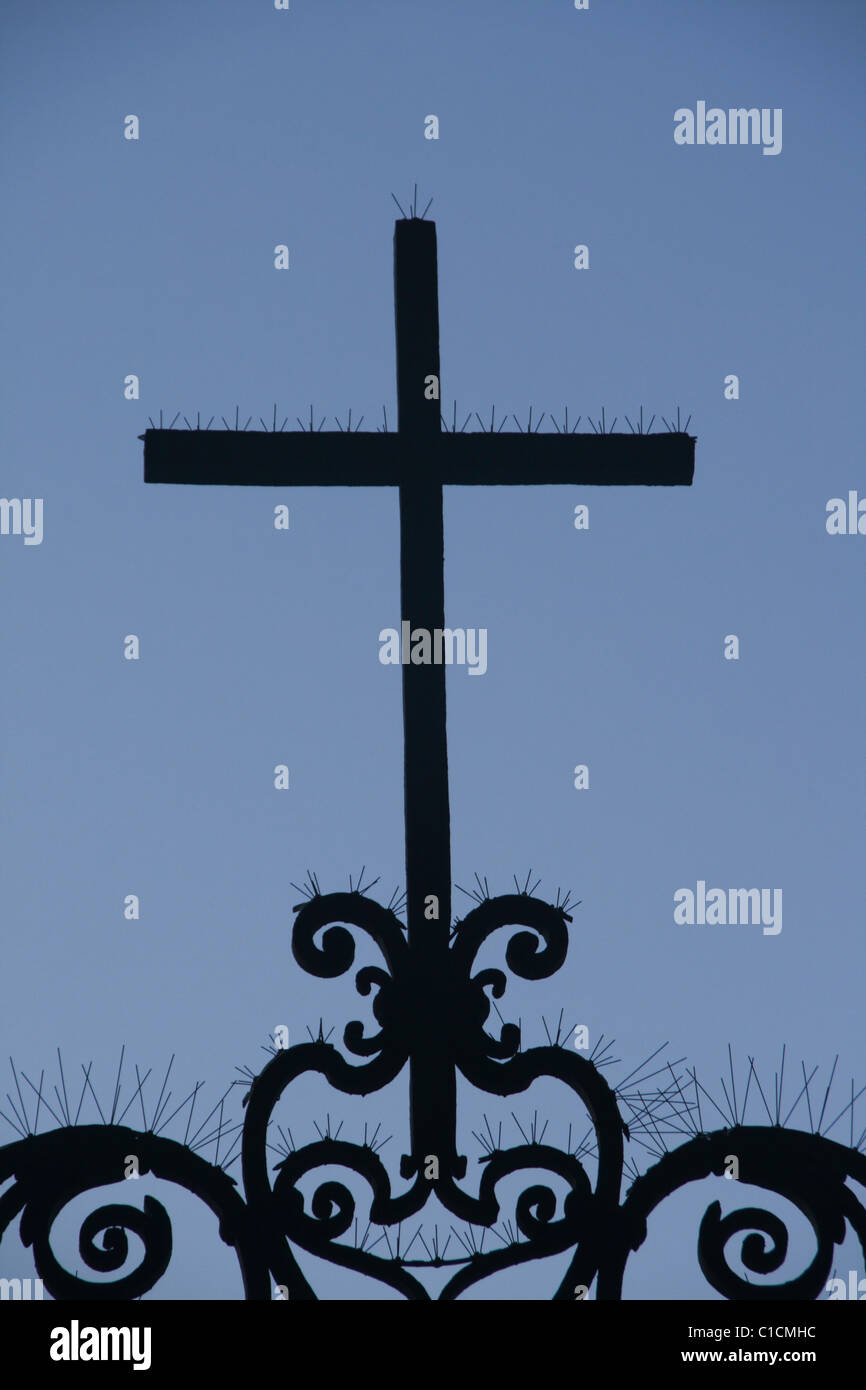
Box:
(394, 220), (463, 1181)
(395, 220), (450, 953)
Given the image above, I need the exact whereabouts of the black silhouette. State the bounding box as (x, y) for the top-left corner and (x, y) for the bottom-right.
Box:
(144, 213), (694, 1185)
(2, 211), (861, 1302)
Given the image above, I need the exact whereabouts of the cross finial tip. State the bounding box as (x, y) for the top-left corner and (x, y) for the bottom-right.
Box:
(391, 190), (434, 221)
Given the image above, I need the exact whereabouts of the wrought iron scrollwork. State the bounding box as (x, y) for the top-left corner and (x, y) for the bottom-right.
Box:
(598, 1125), (866, 1301)
(0, 1124), (268, 1300)
(2, 890), (864, 1299)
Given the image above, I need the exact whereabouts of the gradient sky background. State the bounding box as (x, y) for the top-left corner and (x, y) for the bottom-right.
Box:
(1, 0), (864, 1300)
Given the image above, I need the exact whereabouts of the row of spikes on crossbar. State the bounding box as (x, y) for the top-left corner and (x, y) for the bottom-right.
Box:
(144, 405), (692, 436)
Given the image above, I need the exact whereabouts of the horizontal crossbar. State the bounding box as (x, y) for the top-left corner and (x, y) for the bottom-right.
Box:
(143, 429), (695, 488)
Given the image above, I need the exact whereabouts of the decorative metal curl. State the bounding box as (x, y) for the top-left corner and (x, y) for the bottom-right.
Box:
(599, 1126), (866, 1301)
(2, 890), (864, 1300)
(0, 1125), (270, 1300)
(451, 894), (571, 983)
(291, 892), (408, 1062)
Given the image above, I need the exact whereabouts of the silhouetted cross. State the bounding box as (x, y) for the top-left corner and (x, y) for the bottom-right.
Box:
(143, 213), (694, 1178)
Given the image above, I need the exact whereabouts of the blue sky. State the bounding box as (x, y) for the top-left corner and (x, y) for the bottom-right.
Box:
(0, 0), (864, 1299)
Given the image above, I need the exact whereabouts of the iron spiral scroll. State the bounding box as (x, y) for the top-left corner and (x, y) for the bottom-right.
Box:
(1, 888), (864, 1300)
